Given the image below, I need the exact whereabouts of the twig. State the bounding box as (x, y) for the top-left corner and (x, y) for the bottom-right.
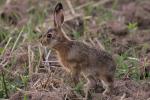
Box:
(65, 1), (93, 15)
(46, 0), (112, 27)
(0, 60), (9, 74)
(94, 38), (105, 50)
(89, 38), (96, 47)
(65, 0), (111, 14)
(0, 61), (20, 77)
(64, 93), (68, 100)
(1, 37), (12, 56)
(10, 84), (23, 92)
(93, 0), (111, 7)
(120, 93), (126, 100)
(64, 13), (82, 22)
(6, 0), (11, 4)
(0, 60), (8, 67)
(42, 47), (52, 71)
(28, 45), (33, 76)
(39, 80), (44, 88)
(65, 0), (75, 15)
(42, 60), (60, 67)
(35, 45), (42, 73)
(45, 50), (51, 67)
(11, 27), (24, 53)
(128, 57), (139, 61)
(42, 61), (59, 63)
(32, 78), (41, 88)
(75, 1), (93, 10)
(0, 59), (7, 66)
(43, 73), (51, 89)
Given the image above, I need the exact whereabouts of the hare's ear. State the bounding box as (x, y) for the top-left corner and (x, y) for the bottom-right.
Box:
(54, 3), (64, 28)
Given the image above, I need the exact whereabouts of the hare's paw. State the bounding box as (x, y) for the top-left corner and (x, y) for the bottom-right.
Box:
(102, 88), (110, 96)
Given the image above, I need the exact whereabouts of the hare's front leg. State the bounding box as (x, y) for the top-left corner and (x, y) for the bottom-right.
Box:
(101, 75), (114, 96)
(84, 75), (96, 100)
(71, 67), (80, 85)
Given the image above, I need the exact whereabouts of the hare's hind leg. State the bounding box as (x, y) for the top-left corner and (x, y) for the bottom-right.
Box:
(84, 75), (96, 100)
(100, 75), (114, 96)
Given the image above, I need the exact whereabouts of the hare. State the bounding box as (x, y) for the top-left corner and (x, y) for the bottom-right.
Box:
(40, 3), (116, 99)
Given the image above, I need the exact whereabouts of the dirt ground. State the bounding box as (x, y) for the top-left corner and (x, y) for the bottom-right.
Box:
(0, 0), (150, 100)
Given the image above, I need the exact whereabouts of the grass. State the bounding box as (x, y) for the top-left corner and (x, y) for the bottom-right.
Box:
(116, 55), (140, 80)
(1, 72), (8, 98)
(0, 0), (149, 99)
(0, 0), (5, 6)
(72, 32), (81, 39)
(112, 0), (119, 9)
(0, 27), (10, 43)
(73, 81), (84, 94)
(20, 75), (29, 90)
(127, 22), (138, 32)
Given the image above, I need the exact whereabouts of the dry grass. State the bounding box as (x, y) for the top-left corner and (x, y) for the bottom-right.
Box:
(0, 0), (150, 99)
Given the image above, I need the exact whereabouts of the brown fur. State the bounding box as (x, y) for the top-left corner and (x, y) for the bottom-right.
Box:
(40, 3), (116, 99)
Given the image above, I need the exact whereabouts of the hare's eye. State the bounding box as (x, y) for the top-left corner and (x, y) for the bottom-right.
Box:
(47, 34), (52, 38)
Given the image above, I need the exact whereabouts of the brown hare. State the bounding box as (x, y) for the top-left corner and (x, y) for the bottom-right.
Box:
(40, 2), (116, 99)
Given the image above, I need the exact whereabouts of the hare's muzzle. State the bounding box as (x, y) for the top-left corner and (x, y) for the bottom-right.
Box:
(39, 34), (46, 45)
(39, 34), (42, 39)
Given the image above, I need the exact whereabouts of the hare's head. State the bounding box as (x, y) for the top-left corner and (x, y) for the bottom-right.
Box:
(40, 3), (68, 48)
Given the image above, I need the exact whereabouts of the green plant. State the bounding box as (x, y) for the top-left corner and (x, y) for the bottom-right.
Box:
(1, 72), (8, 98)
(72, 32), (81, 39)
(127, 22), (138, 31)
(0, 0), (6, 6)
(0, 28), (9, 42)
(112, 0), (119, 9)
(23, 93), (28, 100)
(115, 48), (140, 80)
(116, 53), (128, 78)
(20, 75), (29, 89)
(84, 5), (94, 16)
(73, 81), (84, 94)
(0, 48), (4, 55)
